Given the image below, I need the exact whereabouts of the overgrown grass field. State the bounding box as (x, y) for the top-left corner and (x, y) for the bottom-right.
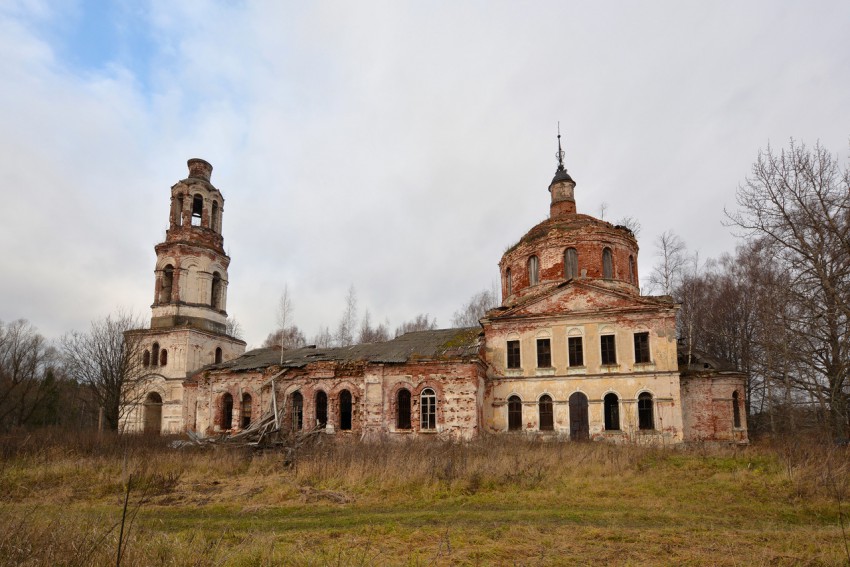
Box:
(1, 431), (848, 565)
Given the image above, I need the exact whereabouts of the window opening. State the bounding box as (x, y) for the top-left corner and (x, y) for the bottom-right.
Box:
(601, 335), (617, 365)
(507, 340), (521, 369)
(292, 392), (303, 431)
(420, 388), (436, 430)
(568, 336), (583, 366)
(732, 391), (741, 428)
(508, 395), (523, 431)
(628, 255), (636, 284)
(339, 389), (353, 431)
(161, 265), (174, 303)
(159, 349), (168, 366)
(241, 393), (252, 429)
(634, 332), (650, 364)
(176, 196), (184, 227)
(564, 248), (578, 279)
(397, 389), (412, 429)
(211, 272), (222, 309)
(505, 268), (512, 296)
(211, 201), (219, 233)
(602, 247), (613, 279)
(638, 392), (654, 430)
(604, 393), (620, 430)
(528, 255), (539, 286)
(144, 392), (162, 434)
(151, 343), (160, 367)
(215, 347), (223, 364)
(536, 338), (552, 368)
(143, 350), (150, 367)
(221, 393), (233, 430)
(315, 391), (328, 428)
(539, 395), (554, 431)
(191, 194), (203, 226)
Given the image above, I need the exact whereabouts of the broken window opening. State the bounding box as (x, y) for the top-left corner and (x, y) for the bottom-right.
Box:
(507, 340), (521, 369)
(420, 388), (436, 430)
(564, 248), (578, 279)
(604, 393), (620, 431)
(159, 349), (168, 367)
(215, 347), (223, 364)
(241, 393), (252, 429)
(221, 393), (233, 430)
(508, 395), (523, 431)
(143, 350), (150, 367)
(211, 201), (219, 233)
(638, 392), (654, 430)
(634, 332), (650, 364)
(733, 391), (741, 428)
(315, 391), (328, 428)
(397, 389), (412, 429)
(568, 336), (584, 366)
(339, 389), (352, 431)
(292, 392), (303, 431)
(211, 272), (222, 310)
(191, 194), (203, 226)
(539, 394), (554, 431)
(601, 335), (617, 365)
(528, 255), (539, 286)
(536, 338), (551, 368)
(151, 343), (160, 367)
(505, 267), (512, 296)
(602, 247), (613, 279)
(161, 265), (174, 303)
(176, 195), (184, 227)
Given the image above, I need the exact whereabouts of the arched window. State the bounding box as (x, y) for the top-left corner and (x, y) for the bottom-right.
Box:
(161, 265), (174, 303)
(505, 268), (512, 296)
(528, 255), (539, 286)
(215, 347), (223, 364)
(151, 343), (160, 367)
(732, 391), (741, 428)
(176, 195), (184, 227)
(159, 349), (168, 367)
(211, 272), (222, 309)
(241, 393), (252, 429)
(211, 201), (219, 233)
(191, 194), (203, 226)
(397, 389), (412, 430)
(143, 350), (150, 367)
(638, 392), (654, 430)
(221, 393), (233, 430)
(602, 247), (613, 279)
(420, 388), (436, 430)
(508, 395), (523, 431)
(628, 255), (636, 284)
(291, 392), (303, 431)
(315, 391), (328, 428)
(564, 248), (578, 279)
(339, 389), (352, 431)
(539, 395), (554, 431)
(604, 393), (620, 431)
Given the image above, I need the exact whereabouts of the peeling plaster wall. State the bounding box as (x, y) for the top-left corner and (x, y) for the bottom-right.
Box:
(680, 373), (749, 443)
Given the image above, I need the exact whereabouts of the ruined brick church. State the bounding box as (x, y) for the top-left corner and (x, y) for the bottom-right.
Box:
(121, 147), (748, 444)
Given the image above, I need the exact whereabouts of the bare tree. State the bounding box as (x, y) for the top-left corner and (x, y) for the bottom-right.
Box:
(0, 319), (61, 430)
(615, 216), (642, 238)
(263, 326), (307, 350)
(312, 326), (334, 348)
(225, 317), (244, 340)
(61, 310), (147, 431)
(394, 314), (438, 337)
(358, 310), (390, 344)
(335, 285), (358, 347)
(648, 230), (688, 296)
(452, 287), (499, 328)
(727, 140), (850, 436)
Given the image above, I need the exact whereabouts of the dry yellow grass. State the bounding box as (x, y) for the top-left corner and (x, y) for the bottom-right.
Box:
(1, 430), (849, 566)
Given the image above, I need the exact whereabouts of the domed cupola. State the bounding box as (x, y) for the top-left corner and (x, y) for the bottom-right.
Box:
(498, 133), (640, 305)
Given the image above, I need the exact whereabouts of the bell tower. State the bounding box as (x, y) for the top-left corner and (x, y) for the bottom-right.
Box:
(122, 159), (246, 434)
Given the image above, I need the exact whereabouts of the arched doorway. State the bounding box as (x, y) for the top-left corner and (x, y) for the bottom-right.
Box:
(569, 392), (589, 441)
(144, 392), (162, 434)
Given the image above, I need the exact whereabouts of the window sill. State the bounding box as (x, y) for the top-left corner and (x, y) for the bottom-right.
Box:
(634, 362), (656, 370)
(505, 368), (524, 377)
(566, 366), (586, 375)
(600, 364), (620, 373)
(535, 367), (556, 376)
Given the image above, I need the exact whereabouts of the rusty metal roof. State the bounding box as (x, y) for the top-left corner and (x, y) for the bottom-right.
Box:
(205, 327), (482, 374)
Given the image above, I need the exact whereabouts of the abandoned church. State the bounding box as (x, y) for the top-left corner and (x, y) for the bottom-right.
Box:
(120, 148), (748, 444)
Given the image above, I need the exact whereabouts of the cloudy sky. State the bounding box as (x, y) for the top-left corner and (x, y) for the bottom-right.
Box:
(1, 0), (848, 348)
